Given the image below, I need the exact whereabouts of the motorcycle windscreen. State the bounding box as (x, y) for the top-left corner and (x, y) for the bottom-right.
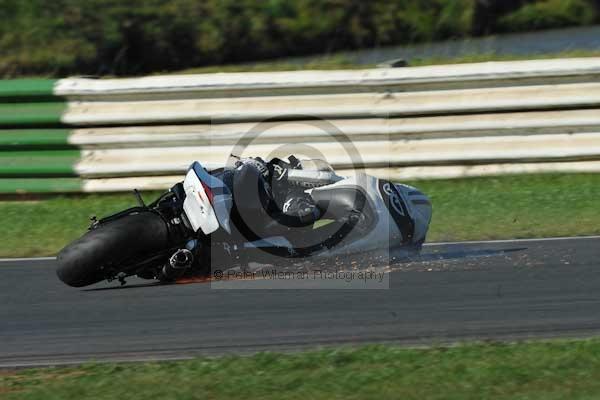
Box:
(182, 169), (220, 234)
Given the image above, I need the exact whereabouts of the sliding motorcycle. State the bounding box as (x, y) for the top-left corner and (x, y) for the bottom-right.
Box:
(56, 157), (432, 287)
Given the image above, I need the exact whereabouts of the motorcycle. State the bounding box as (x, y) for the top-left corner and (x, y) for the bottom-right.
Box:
(56, 157), (432, 287)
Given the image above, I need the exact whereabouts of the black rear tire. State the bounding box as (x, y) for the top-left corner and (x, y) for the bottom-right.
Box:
(56, 211), (171, 287)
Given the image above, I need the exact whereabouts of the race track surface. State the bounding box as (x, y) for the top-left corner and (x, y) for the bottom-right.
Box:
(1, 237), (599, 367)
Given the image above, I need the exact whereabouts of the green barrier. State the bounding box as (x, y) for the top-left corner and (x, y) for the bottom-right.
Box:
(0, 102), (66, 127)
(0, 150), (80, 177)
(0, 129), (72, 149)
(0, 178), (81, 194)
(0, 79), (58, 102)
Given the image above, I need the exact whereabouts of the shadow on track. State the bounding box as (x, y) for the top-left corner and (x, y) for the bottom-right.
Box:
(82, 247), (528, 290)
(83, 281), (167, 292)
(413, 247), (528, 264)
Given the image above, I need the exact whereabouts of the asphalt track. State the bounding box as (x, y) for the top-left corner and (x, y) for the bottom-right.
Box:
(1, 236), (599, 368)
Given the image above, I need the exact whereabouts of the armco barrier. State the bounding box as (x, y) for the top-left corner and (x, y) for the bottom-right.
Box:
(54, 58), (600, 99)
(2, 57), (600, 194)
(60, 82), (600, 125)
(0, 79), (58, 102)
(0, 79), (79, 193)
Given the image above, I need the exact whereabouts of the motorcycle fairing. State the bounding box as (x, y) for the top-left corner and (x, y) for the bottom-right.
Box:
(378, 179), (415, 244)
(183, 162), (232, 235)
(309, 173), (398, 255)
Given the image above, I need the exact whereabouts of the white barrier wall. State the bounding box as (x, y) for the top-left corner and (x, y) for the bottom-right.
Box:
(53, 57), (600, 190)
(56, 58), (600, 99)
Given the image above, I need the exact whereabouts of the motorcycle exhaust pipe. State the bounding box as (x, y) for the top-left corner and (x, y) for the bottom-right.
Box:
(161, 249), (194, 281)
(170, 248), (194, 269)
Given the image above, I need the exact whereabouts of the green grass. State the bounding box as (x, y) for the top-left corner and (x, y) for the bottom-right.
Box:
(407, 49), (600, 68)
(0, 173), (599, 258)
(415, 173), (600, 242)
(3, 339), (600, 399)
(0, 192), (152, 257)
(14, 48), (600, 78)
(174, 49), (600, 74)
(174, 54), (372, 74)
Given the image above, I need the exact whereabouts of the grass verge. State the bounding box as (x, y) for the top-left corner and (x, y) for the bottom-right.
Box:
(3, 339), (600, 399)
(0, 173), (599, 258)
(174, 49), (600, 74)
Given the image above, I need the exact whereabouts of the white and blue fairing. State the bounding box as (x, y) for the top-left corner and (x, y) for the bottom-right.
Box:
(182, 162), (233, 235)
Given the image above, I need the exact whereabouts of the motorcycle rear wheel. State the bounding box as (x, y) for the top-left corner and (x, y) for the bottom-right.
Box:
(56, 211), (171, 287)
